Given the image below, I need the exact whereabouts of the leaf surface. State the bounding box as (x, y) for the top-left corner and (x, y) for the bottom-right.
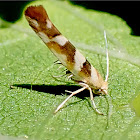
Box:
(0, 1), (140, 140)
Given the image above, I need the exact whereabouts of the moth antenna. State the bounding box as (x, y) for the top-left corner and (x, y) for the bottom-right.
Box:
(104, 30), (109, 82)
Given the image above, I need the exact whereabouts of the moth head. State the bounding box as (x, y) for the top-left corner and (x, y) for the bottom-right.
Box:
(94, 81), (108, 95)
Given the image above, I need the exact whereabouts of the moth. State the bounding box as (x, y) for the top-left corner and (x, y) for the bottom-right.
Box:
(25, 5), (109, 115)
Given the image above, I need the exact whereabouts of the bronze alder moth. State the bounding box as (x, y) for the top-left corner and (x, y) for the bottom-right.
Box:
(25, 5), (109, 115)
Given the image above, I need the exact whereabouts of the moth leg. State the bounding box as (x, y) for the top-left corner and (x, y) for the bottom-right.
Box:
(79, 83), (104, 115)
(54, 82), (103, 115)
(52, 70), (73, 79)
(67, 74), (73, 79)
(54, 60), (64, 71)
(52, 74), (67, 78)
(88, 86), (104, 115)
(54, 60), (61, 65)
(54, 85), (88, 113)
(52, 62), (65, 78)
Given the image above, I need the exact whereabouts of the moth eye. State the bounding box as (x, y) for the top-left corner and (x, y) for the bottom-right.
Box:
(95, 89), (101, 93)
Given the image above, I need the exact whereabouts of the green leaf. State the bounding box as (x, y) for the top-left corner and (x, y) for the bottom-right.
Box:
(0, 0), (140, 140)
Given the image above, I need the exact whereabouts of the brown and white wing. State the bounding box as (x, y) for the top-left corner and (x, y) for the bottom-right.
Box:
(25, 5), (104, 87)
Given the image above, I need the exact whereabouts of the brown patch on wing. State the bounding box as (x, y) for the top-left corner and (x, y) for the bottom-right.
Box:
(79, 60), (91, 77)
(45, 23), (61, 39)
(47, 41), (76, 70)
(63, 41), (76, 65)
(25, 5), (61, 39)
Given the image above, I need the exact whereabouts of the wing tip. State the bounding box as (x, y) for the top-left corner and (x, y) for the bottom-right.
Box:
(25, 5), (48, 22)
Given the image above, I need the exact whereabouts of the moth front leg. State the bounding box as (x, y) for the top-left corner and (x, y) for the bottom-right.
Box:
(54, 84), (88, 113)
(78, 83), (104, 115)
(88, 86), (104, 115)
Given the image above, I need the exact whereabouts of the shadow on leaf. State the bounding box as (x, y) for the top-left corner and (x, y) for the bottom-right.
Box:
(11, 84), (97, 99)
